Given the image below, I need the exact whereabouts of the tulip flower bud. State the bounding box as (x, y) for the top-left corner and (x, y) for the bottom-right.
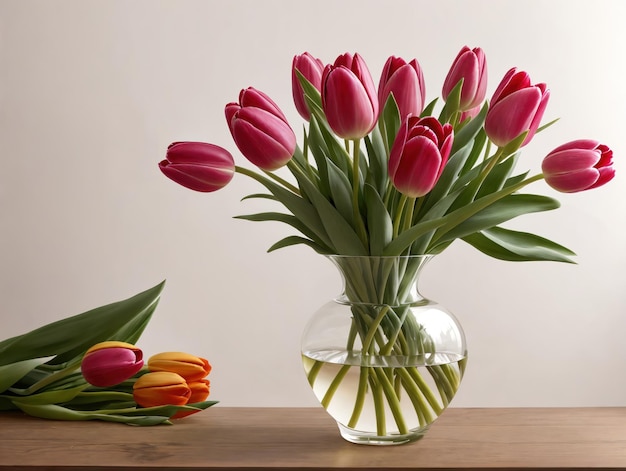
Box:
(378, 56), (426, 120)
(159, 142), (235, 193)
(225, 87), (296, 171)
(187, 379), (211, 403)
(389, 116), (454, 198)
(132, 371), (191, 408)
(148, 352), (211, 381)
(171, 379), (211, 419)
(292, 52), (325, 121)
(321, 52), (379, 139)
(542, 139), (615, 193)
(485, 67), (550, 148)
(442, 46), (487, 111)
(81, 341), (144, 388)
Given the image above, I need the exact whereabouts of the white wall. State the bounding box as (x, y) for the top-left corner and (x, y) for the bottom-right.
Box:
(1, 0), (625, 407)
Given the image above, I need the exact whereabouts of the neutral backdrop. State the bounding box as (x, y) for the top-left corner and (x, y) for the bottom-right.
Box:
(1, 0), (625, 408)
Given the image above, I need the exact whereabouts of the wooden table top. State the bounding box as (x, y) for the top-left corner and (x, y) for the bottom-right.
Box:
(1, 406), (625, 470)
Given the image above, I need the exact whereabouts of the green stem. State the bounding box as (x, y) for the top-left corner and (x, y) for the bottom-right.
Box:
(347, 366), (369, 428)
(20, 361), (81, 395)
(374, 368), (408, 434)
(392, 194), (408, 238)
(397, 368), (433, 426)
(321, 365), (351, 409)
(407, 367), (443, 415)
(361, 306), (390, 355)
(235, 165), (300, 194)
(369, 375), (386, 436)
(306, 360), (323, 387)
(351, 139), (369, 248)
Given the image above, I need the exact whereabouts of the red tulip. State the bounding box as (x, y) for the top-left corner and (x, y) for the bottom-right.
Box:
(542, 139), (615, 193)
(484, 67), (550, 148)
(292, 52), (325, 121)
(81, 341), (144, 388)
(389, 116), (454, 197)
(225, 87), (296, 171)
(148, 352), (211, 382)
(132, 371), (190, 408)
(442, 46), (487, 111)
(321, 53), (378, 139)
(378, 56), (426, 119)
(159, 142), (235, 193)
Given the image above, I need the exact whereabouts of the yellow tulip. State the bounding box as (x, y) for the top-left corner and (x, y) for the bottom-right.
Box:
(147, 352), (211, 381)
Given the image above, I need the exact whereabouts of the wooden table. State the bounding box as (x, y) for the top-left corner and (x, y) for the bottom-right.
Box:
(1, 407), (625, 470)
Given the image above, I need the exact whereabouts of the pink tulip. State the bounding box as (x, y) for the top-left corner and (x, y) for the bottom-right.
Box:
(225, 87), (296, 171)
(542, 139), (615, 193)
(159, 142), (235, 192)
(389, 116), (454, 197)
(442, 46), (487, 111)
(321, 52), (379, 139)
(378, 55), (426, 119)
(81, 341), (144, 388)
(484, 67), (550, 148)
(292, 52), (325, 121)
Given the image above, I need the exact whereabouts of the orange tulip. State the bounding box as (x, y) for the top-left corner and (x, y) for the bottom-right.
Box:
(147, 352), (211, 381)
(132, 371), (190, 408)
(172, 379), (211, 419)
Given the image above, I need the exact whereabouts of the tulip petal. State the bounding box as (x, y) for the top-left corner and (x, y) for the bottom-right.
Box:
(543, 168), (600, 193)
(485, 88), (542, 147)
(159, 162), (234, 193)
(542, 149), (601, 174)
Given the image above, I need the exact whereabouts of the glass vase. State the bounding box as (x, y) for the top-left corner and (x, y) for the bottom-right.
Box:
(301, 255), (467, 445)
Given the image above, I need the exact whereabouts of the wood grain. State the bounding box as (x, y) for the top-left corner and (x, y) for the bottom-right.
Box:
(1, 407), (625, 470)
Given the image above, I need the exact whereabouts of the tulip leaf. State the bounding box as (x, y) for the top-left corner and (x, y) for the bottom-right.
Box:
(364, 129), (388, 196)
(12, 402), (172, 425)
(305, 116), (332, 197)
(326, 157), (355, 227)
(292, 169), (368, 255)
(431, 194), (560, 248)
(364, 184), (393, 255)
(0, 359), (44, 394)
(234, 212), (332, 253)
(2, 384), (86, 405)
(267, 236), (330, 254)
(238, 169), (334, 250)
(381, 95), (401, 153)
(438, 79), (463, 124)
(421, 98), (439, 118)
(451, 102), (488, 154)
(463, 226), (576, 263)
(476, 154), (519, 199)
(0, 281), (165, 367)
(240, 193), (278, 202)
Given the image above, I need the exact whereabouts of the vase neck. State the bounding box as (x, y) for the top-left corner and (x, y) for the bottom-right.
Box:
(327, 255), (433, 306)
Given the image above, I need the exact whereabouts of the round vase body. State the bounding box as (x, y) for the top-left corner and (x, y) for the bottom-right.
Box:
(301, 255), (467, 445)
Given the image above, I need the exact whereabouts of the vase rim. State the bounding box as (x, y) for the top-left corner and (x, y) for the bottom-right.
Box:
(325, 254), (435, 260)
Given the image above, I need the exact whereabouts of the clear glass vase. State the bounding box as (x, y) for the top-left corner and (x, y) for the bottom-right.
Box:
(301, 255), (467, 445)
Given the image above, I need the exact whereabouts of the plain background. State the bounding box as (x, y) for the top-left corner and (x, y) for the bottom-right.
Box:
(1, 0), (624, 408)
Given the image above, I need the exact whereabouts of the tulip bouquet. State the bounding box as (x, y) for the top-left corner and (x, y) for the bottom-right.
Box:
(159, 48), (614, 440)
(0, 282), (216, 425)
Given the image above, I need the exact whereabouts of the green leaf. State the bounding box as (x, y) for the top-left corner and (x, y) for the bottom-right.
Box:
(451, 102), (488, 154)
(0, 359), (43, 393)
(438, 79), (463, 124)
(326, 158), (355, 227)
(364, 129), (388, 196)
(292, 168), (368, 255)
(421, 98), (438, 117)
(381, 94), (401, 153)
(432, 194), (560, 246)
(476, 154), (519, 199)
(234, 211), (326, 247)
(0, 281), (165, 367)
(238, 168), (335, 250)
(267, 236), (329, 254)
(2, 384), (86, 405)
(364, 184), (393, 255)
(463, 226), (576, 263)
